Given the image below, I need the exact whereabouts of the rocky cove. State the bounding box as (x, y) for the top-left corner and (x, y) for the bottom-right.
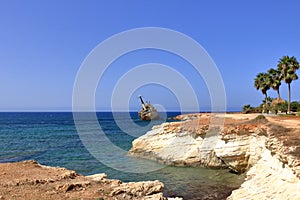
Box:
(1, 113), (300, 199)
(129, 113), (300, 199)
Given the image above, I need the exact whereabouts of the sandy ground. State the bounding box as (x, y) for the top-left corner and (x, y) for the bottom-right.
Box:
(224, 113), (300, 128)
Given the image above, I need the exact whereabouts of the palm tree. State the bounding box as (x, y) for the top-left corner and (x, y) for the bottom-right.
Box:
(262, 96), (273, 108)
(277, 56), (300, 113)
(254, 72), (272, 112)
(268, 68), (282, 99)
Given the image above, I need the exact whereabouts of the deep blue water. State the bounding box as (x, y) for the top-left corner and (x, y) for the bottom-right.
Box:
(0, 112), (244, 199)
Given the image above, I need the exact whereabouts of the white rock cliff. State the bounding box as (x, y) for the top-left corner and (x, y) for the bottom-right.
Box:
(129, 114), (300, 199)
(129, 121), (266, 173)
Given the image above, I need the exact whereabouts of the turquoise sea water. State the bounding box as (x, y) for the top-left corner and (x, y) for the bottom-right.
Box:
(0, 112), (244, 199)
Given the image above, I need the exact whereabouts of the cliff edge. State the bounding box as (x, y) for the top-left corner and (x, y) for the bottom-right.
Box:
(129, 113), (300, 199)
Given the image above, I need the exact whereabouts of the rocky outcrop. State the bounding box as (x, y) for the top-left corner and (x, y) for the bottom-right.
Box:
(0, 160), (176, 200)
(215, 125), (267, 173)
(129, 122), (226, 168)
(129, 117), (267, 173)
(266, 130), (300, 178)
(130, 114), (300, 200)
(228, 148), (300, 200)
(228, 126), (300, 200)
(130, 113), (300, 199)
(111, 180), (164, 199)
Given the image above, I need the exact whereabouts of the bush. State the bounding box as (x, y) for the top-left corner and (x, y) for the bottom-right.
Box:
(256, 114), (266, 120)
(276, 102), (288, 114)
(242, 104), (252, 113)
(290, 101), (300, 112)
(242, 104), (261, 113)
(247, 114), (268, 124)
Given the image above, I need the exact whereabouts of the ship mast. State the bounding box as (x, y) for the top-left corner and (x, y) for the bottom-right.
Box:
(139, 95), (147, 110)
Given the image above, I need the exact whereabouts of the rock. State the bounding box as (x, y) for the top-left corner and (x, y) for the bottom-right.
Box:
(129, 118), (267, 173)
(129, 122), (226, 168)
(0, 160), (175, 199)
(111, 180), (164, 197)
(215, 133), (266, 173)
(22, 160), (38, 165)
(61, 171), (77, 179)
(56, 181), (91, 192)
(86, 173), (107, 182)
(228, 149), (300, 200)
(130, 113), (300, 199)
(265, 135), (300, 178)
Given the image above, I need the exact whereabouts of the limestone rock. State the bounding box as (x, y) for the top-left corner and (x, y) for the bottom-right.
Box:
(130, 122), (224, 167)
(86, 173), (107, 182)
(61, 170), (78, 179)
(265, 135), (300, 178)
(215, 132), (266, 173)
(111, 180), (165, 199)
(129, 120), (267, 173)
(228, 149), (300, 200)
(55, 181), (91, 192)
(130, 113), (300, 200)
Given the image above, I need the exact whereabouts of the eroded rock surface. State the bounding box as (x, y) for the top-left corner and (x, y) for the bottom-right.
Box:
(0, 160), (170, 200)
(229, 121), (300, 200)
(129, 114), (267, 173)
(130, 113), (300, 200)
(228, 148), (300, 200)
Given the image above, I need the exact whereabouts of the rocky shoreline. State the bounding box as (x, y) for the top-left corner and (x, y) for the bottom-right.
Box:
(1, 113), (299, 199)
(0, 160), (182, 200)
(129, 113), (300, 199)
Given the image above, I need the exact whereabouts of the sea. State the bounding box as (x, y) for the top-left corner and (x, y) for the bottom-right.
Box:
(0, 112), (245, 200)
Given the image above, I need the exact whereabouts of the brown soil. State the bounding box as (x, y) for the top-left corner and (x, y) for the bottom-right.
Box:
(0, 160), (165, 200)
(176, 113), (261, 136)
(0, 160), (114, 200)
(267, 115), (300, 158)
(175, 113), (300, 160)
(221, 114), (300, 160)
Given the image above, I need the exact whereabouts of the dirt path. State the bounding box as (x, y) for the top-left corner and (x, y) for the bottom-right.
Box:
(267, 115), (300, 128)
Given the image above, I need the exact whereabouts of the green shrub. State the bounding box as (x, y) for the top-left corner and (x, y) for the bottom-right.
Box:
(242, 104), (251, 113)
(255, 114), (266, 120)
(276, 102), (288, 114)
(291, 101), (300, 112)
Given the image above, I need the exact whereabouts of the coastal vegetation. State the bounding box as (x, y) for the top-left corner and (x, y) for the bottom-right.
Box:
(245, 55), (300, 114)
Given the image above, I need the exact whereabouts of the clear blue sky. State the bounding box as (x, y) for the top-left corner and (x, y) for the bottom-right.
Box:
(1, 0), (300, 111)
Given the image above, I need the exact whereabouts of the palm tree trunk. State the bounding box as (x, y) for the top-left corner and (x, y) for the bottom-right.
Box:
(288, 83), (291, 113)
(265, 93), (268, 113)
(277, 89), (281, 100)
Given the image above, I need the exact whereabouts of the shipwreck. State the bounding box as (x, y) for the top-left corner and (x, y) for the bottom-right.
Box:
(138, 96), (159, 121)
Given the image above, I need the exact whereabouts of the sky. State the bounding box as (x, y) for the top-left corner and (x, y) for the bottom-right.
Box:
(1, 0), (300, 112)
